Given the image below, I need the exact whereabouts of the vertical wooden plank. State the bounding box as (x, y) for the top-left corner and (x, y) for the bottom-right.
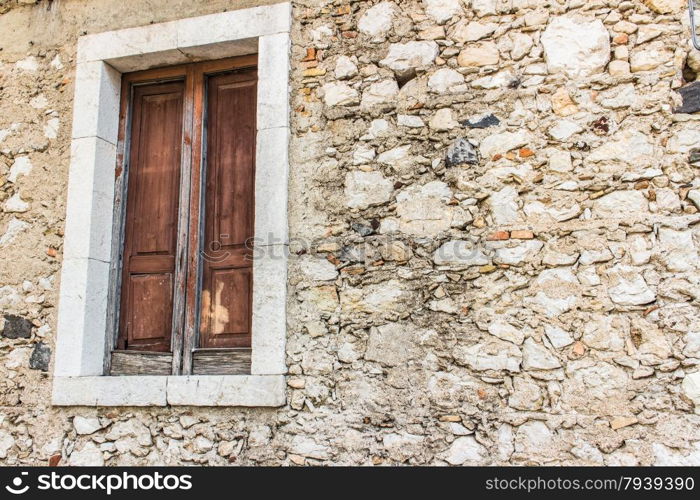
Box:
(170, 65), (196, 375)
(181, 65), (206, 375)
(103, 77), (131, 375)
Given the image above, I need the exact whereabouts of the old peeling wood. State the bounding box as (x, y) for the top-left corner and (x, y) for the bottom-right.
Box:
(199, 68), (257, 350)
(110, 351), (173, 375)
(675, 81), (700, 114)
(192, 348), (251, 375)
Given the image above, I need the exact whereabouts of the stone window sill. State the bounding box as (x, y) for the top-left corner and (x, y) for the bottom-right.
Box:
(52, 375), (285, 407)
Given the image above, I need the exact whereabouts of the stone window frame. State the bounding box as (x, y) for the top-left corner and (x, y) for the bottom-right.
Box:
(51, 2), (291, 407)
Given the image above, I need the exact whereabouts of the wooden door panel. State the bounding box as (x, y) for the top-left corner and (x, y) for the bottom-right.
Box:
(199, 69), (257, 349)
(211, 80), (256, 246)
(129, 274), (174, 341)
(118, 81), (184, 352)
(132, 90), (183, 255)
(211, 268), (251, 335)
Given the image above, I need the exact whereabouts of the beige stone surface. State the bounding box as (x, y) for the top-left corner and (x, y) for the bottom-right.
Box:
(0, 0), (698, 467)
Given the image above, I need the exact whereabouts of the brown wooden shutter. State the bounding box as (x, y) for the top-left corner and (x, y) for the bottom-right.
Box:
(198, 69), (257, 349)
(117, 81), (184, 353)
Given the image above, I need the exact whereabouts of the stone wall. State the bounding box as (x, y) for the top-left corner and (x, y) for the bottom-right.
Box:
(1, 0), (700, 465)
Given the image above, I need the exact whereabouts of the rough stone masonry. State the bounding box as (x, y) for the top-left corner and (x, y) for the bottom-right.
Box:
(1, 0), (700, 465)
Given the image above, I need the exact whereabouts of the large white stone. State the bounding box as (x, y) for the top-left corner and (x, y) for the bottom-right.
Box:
(290, 435), (331, 460)
(579, 248), (613, 266)
(44, 117), (60, 139)
(541, 16), (610, 78)
(361, 80), (399, 110)
(598, 83), (637, 109)
(296, 255), (338, 281)
(455, 340), (522, 372)
(429, 108), (458, 131)
(588, 130), (654, 166)
(423, 0), (463, 24)
(548, 150), (573, 172)
(380, 41), (439, 76)
(544, 324), (574, 348)
(0, 431), (14, 459)
(489, 186), (520, 225)
(30, 94), (48, 109)
(515, 421), (553, 454)
(630, 43), (672, 72)
(524, 201), (581, 223)
(658, 228), (698, 272)
(522, 338), (561, 370)
(607, 265), (656, 306)
(397, 115), (425, 128)
(353, 145), (376, 165)
(592, 191), (648, 219)
(480, 130), (531, 158)
(471, 70), (514, 89)
(358, 2), (396, 41)
(528, 292), (577, 317)
(78, 3), (290, 71)
(73, 416), (102, 435)
(257, 32), (291, 131)
(377, 144), (411, 165)
(582, 315), (627, 351)
(69, 442), (104, 466)
(334, 56), (358, 79)
(344, 171), (394, 209)
(434, 240), (489, 267)
(488, 321), (525, 345)
(450, 20), (497, 43)
(443, 436), (487, 465)
(653, 443), (700, 466)
(667, 128), (700, 154)
(509, 378), (543, 410)
(428, 68), (466, 94)
(3, 192), (29, 213)
(548, 120), (582, 141)
(322, 82), (359, 107)
(689, 190), (700, 211)
(494, 240), (544, 265)
(511, 32), (534, 60)
(628, 234), (652, 266)
(364, 119), (392, 140)
(105, 420), (152, 448)
(53, 376), (167, 405)
(8, 157), (32, 183)
(457, 41), (500, 67)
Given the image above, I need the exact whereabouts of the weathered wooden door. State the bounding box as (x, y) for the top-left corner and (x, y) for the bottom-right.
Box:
(199, 69), (257, 349)
(117, 81), (184, 352)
